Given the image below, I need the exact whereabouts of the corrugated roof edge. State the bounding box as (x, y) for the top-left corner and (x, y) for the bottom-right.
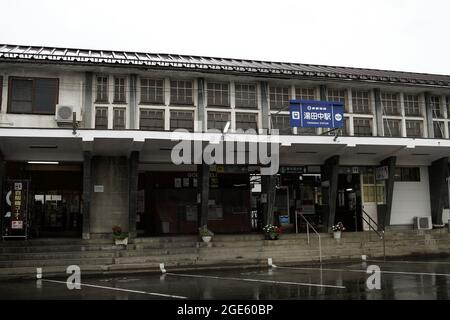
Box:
(1, 43), (450, 86)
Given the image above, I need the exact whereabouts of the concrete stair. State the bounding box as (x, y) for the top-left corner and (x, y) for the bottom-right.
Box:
(0, 229), (448, 279)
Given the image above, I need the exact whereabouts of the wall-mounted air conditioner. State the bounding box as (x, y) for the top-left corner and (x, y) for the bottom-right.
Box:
(55, 105), (81, 123)
(413, 216), (432, 230)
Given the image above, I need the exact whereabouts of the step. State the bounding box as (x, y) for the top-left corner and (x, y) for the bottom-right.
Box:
(0, 244), (130, 254)
(0, 250), (117, 261)
(117, 247), (199, 257)
(0, 257), (114, 268)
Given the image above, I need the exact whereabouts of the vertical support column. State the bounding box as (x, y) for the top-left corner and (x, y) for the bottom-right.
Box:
(82, 151), (92, 239)
(260, 81), (269, 130)
(198, 163), (210, 228)
(377, 156), (396, 228)
(129, 74), (137, 129)
(82, 72), (93, 128)
(424, 92), (434, 139)
(374, 88), (383, 137)
(429, 157), (449, 226)
(321, 155), (340, 230)
(128, 151), (139, 241)
(0, 150), (4, 222)
(261, 175), (277, 226)
(197, 78), (206, 131)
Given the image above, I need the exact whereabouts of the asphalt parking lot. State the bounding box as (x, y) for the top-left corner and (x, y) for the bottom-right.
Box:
(0, 257), (449, 300)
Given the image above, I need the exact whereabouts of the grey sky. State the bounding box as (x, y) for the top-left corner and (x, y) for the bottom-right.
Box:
(1, 0), (449, 75)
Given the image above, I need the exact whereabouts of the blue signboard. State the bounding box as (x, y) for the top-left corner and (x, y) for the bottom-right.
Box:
(289, 100), (344, 128)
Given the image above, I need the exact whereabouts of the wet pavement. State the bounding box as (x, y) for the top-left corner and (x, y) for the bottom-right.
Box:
(0, 257), (449, 300)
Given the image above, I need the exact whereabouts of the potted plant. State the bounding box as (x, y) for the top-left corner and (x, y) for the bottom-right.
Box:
(112, 225), (129, 246)
(199, 225), (214, 243)
(331, 222), (345, 239)
(263, 224), (282, 240)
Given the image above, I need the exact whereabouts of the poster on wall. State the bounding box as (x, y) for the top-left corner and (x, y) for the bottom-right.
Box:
(2, 180), (30, 239)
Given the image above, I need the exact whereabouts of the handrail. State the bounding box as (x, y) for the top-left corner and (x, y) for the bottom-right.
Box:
(298, 212), (322, 263)
(361, 208), (386, 261)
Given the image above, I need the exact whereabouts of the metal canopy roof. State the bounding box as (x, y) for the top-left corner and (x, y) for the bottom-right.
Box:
(1, 44), (450, 87)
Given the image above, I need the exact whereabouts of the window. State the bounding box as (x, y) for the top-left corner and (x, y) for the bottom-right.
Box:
(170, 80), (193, 105)
(8, 77), (59, 114)
(353, 118), (373, 136)
(114, 77), (126, 103)
(141, 79), (164, 104)
(113, 108), (126, 130)
(383, 119), (401, 137)
(404, 94), (421, 116)
(394, 167), (420, 182)
(362, 174), (385, 204)
(295, 87), (315, 101)
(140, 109), (164, 131)
(207, 82), (229, 107)
(96, 76), (108, 103)
(405, 120), (423, 138)
(207, 111), (230, 130)
(235, 113), (258, 131)
(433, 121), (445, 138)
(95, 107), (108, 129)
(297, 127), (316, 135)
(170, 110), (194, 131)
(269, 86), (290, 110)
(327, 89), (346, 108)
(381, 93), (400, 115)
(271, 114), (291, 135)
(430, 95), (442, 118)
(447, 97), (450, 117)
(352, 91), (370, 114)
(235, 83), (257, 108)
(0, 76), (2, 107)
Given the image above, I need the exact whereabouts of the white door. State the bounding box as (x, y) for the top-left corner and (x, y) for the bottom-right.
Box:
(361, 173), (385, 231)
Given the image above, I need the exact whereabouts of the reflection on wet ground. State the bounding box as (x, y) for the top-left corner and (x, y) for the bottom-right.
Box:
(0, 257), (449, 300)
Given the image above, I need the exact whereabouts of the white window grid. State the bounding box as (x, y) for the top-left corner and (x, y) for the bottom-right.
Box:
(383, 118), (402, 137)
(405, 120), (423, 138)
(430, 95), (443, 118)
(352, 90), (371, 114)
(295, 87), (315, 101)
(235, 83), (257, 109)
(268, 85), (290, 110)
(170, 80), (193, 105)
(404, 94), (421, 117)
(381, 92), (400, 116)
(207, 82), (230, 107)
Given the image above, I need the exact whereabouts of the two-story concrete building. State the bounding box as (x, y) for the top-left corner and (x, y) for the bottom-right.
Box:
(1, 44), (449, 240)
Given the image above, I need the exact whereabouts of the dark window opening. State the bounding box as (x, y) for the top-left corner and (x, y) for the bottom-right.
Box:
(140, 109), (164, 131)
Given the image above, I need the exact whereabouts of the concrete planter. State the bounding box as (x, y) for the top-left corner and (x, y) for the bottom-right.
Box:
(115, 237), (129, 246)
(333, 231), (342, 239)
(202, 236), (212, 243)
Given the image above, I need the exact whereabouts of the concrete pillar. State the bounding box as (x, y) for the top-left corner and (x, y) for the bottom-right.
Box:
(129, 74), (138, 129)
(424, 92), (434, 139)
(198, 163), (210, 228)
(82, 72), (93, 129)
(260, 81), (270, 130)
(128, 151), (139, 240)
(261, 175), (277, 226)
(197, 78), (206, 131)
(377, 156), (396, 228)
(321, 155), (340, 230)
(374, 88), (383, 136)
(82, 151), (92, 239)
(90, 156), (129, 236)
(429, 157), (449, 225)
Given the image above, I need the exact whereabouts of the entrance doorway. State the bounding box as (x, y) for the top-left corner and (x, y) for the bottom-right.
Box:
(335, 173), (363, 232)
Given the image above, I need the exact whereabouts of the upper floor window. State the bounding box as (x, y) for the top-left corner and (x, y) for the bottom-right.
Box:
(235, 83), (257, 109)
(236, 112), (258, 131)
(327, 89), (347, 111)
(113, 108), (126, 129)
(353, 118), (373, 136)
(394, 167), (420, 182)
(404, 94), (421, 117)
(114, 77), (126, 103)
(430, 95), (442, 118)
(96, 76), (108, 103)
(207, 82), (229, 107)
(295, 87), (315, 101)
(170, 110), (194, 131)
(433, 121), (445, 138)
(446, 97), (450, 117)
(140, 108), (165, 131)
(269, 86), (290, 110)
(271, 114), (291, 135)
(383, 118), (401, 137)
(170, 80), (193, 105)
(405, 120), (423, 138)
(381, 93), (400, 116)
(207, 111), (230, 130)
(141, 79), (164, 104)
(0, 76), (2, 107)
(352, 91), (370, 114)
(95, 107), (108, 129)
(8, 77), (59, 114)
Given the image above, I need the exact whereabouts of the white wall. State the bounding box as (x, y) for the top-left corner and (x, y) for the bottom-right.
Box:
(390, 166), (431, 225)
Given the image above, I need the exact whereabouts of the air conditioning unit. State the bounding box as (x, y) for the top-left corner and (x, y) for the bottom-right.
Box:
(413, 216), (432, 230)
(55, 105), (81, 123)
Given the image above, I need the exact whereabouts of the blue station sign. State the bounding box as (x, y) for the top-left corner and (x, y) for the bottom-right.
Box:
(289, 100), (344, 128)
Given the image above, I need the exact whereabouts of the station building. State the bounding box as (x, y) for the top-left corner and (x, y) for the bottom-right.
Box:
(0, 44), (449, 240)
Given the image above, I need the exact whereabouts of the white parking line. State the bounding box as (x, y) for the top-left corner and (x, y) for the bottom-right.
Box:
(42, 279), (187, 299)
(273, 266), (450, 277)
(165, 272), (346, 289)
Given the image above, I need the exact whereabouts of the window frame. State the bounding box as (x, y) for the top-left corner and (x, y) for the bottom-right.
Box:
(139, 108), (165, 131)
(353, 118), (373, 136)
(170, 109), (194, 131)
(207, 111), (231, 130)
(7, 76), (59, 115)
(235, 82), (257, 109)
(405, 120), (423, 138)
(404, 94), (421, 117)
(383, 118), (402, 137)
(95, 107), (109, 129)
(268, 85), (290, 110)
(95, 76), (109, 103)
(170, 80), (193, 105)
(352, 90), (371, 114)
(113, 76), (126, 104)
(207, 81), (230, 107)
(381, 92), (400, 116)
(113, 107), (126, 130)
(235, 112), (258, 131)
(140, 78), (165, 105)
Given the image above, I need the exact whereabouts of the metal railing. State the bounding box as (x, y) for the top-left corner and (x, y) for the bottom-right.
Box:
(298, 212), (322, 263)
(361, 208), (386, 261)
